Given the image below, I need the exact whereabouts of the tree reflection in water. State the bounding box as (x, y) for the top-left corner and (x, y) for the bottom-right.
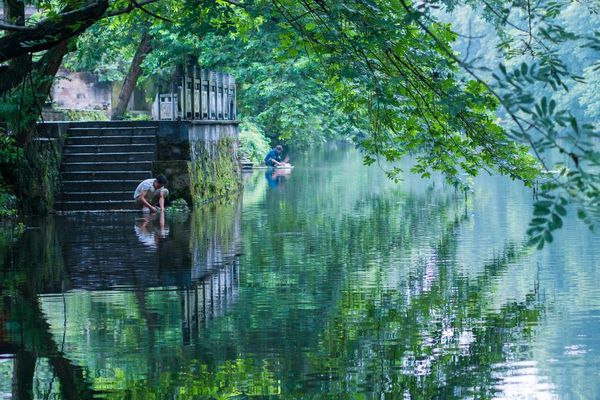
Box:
(0, 154), (546, 398)
(0, 203), (242, 399)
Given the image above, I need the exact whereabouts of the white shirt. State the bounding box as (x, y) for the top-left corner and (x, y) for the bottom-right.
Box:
(133, 178), (156, 199)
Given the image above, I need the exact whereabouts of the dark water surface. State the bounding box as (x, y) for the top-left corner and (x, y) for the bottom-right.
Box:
(1, 148), (600, 399)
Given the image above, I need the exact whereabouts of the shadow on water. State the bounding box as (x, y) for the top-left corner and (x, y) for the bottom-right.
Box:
(0, 148), (550, 398)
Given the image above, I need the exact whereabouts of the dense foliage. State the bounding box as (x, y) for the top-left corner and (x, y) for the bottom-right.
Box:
(197, 28), (359, 147)
(238, 121), (271, 164)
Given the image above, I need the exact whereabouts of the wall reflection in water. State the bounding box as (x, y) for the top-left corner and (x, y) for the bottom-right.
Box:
(184, 203), (241, 342)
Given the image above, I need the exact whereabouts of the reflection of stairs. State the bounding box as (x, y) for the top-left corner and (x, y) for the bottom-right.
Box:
(56, 125), (157, 212)
(53, 213), (188, 291)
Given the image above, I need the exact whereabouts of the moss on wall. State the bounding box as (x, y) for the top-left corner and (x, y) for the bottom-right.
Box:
(189, 136), (241, 205)
(19, 139), (63, 215)
(154, 160), (192, 205)
(63, 109), (109, 121)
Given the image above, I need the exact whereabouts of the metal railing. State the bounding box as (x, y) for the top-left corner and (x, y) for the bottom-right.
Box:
(157, 60), (236, 121)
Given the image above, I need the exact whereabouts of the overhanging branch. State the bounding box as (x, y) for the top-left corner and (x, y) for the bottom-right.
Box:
(104, 0), (159, 18)
(0, 22), (29, 31)
(0, 0), (109, 63)
(131, 0), (172, 22)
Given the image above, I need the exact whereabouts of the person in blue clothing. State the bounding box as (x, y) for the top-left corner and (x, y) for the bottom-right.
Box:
(264, 145), (288, 167)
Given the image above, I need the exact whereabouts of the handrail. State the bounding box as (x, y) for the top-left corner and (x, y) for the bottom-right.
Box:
(157, 59), (236, 121)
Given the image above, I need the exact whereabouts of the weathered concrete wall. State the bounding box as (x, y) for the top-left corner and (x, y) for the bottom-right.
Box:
(48, 69), (153, 120)
(51, 69), (112, 114)
(152, 121), (192, 204)
(188, 121), (241, 204)
(19, 136), (66, 215)
(154, 120), (241, 205)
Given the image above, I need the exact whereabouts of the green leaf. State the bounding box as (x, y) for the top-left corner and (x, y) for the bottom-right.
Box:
(521, 62), (528, 76)
(551, 213), (563, 229)
(527, 226), (545, 235)
(533, 208), (551, 216)
(531, 217), (547, 225)
(541, 97), (547, 116)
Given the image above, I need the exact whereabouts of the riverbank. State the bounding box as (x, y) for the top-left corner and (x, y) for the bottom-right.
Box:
(29, 120), (242, 213)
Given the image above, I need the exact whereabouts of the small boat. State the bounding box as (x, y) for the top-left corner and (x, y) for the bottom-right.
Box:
(253, 165), (295, 170)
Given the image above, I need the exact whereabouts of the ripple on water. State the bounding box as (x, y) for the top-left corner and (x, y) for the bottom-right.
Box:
(2, 149), (600, 398)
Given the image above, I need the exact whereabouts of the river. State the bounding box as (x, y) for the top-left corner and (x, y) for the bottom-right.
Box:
(0, 146), (599, 399)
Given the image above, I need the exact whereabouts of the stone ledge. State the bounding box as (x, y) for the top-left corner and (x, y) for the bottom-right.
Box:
(190, 120), (240, 126)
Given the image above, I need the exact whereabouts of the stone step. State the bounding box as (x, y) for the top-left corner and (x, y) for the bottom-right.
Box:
(62, 152), (155, 162)
(62, 180), (140, 192)
(61, 191), (133, 201)
(55, 200), (138, 211)
(66, 135), (156, 146)
(63, 144), (156, 154)
(66, 127), (157, 136)
(57, 124), (159, 212)
(62, 161), (154, 172)
(62, 171), (152, 181)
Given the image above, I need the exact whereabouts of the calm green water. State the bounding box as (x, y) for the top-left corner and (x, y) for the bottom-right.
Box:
(1, 147), (600, 399)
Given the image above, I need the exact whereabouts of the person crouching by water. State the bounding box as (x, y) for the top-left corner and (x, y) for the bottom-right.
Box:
(264, 145), (290, 167)
(133, 175), (169, 213)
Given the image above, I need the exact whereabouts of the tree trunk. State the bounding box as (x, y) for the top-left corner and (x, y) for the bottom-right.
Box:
(11, 352), (36, 400)
(15, 39), (71, 146)
(0, 0), (33, 97)
(4, 0), (24, 24)
(111, 31), (153, 120)
(37, 40), (72, 96)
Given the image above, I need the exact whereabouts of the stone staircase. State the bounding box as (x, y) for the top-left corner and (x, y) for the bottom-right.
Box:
(55, 125), (157, 212)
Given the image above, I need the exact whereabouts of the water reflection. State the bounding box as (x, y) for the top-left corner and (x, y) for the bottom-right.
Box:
(1, 148), (599, 398)
(0, 218), (94, 399)
(134, 213), (169, 250)
(0, 203), (242, 399)
(264, 167), (292, 188)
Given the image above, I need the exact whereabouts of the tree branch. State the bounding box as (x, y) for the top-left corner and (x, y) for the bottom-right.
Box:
(0, 22), (29, 31)
(104, 0), (158, 17)
(130, 0), (172, 22)
(0, 0), (108, 63)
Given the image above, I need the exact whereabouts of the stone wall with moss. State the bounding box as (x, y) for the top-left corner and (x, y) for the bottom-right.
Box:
(36, 120), (240, 211)
(152, 121), (240, 207)
(188, 122), (241, 205)
(19, 138), (64, 215)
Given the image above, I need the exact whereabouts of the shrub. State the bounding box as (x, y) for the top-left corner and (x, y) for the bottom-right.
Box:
(238, 121), (270, 165)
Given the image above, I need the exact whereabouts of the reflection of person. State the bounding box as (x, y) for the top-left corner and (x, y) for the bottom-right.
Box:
(264, 145), (291, 167)
(134, 212), (169, 250)
(133, 175), (169, 213)
(265, 167), (291, 188)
